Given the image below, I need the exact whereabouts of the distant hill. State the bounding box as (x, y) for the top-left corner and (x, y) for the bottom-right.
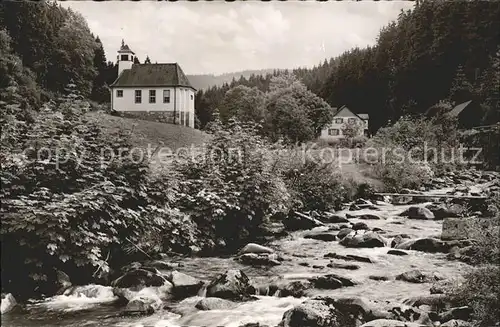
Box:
(187, 69), (282, 90)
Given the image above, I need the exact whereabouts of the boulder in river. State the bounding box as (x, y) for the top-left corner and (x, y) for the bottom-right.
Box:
(399, 206), (435, 220)
(1, 293), (17, 314)
(359, 319), (426, 327)
(167, 270), (204, 298)
(111, 268), (167, 288)
(395, 270), (442, 284)
(279, 296), (390, 327)
(320, 212), (350, 223)
(387, 249), (408, 256)
(337, 227), (354, 239)
(440, 319), (472, 327)
(277, 280), (312, 298)
(239, 243), (274, 254)
(304, 231), (337, 242)
(357, 214), (385, 220)
(206, 269), (256, 301)
(195, 297), (237, 310)
(324, 252), (374, 263)
(395, 238), (447, 253)
(309, 273), (356, 289)
(403, 294), (456, 310)
(340, 231), (386, 248)
(352, 222), (369, 230)
(327, 262), (360, 270)
(235, 253), (282, 266)
(123, 296), (156, 316)
(283, 212), (325, 231)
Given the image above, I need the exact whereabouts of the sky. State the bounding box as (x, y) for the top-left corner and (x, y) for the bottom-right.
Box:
(62, 1), (414, 75)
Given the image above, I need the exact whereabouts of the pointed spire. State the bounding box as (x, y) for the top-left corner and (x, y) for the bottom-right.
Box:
(121, 39), (125, 47)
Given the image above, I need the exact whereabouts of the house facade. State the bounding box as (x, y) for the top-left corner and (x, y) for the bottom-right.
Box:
(320, 106), (369, 140)
(110, 41), (196, 128)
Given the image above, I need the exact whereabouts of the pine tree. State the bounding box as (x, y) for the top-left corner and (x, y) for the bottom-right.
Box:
(449, 65), (474, 104)
(144, 55), (151, 64)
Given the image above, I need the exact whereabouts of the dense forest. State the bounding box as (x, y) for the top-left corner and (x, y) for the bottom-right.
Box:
(195, 1), (500, 132)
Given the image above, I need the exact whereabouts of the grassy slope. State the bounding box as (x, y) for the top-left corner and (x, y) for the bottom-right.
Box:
(86, 112), (209, 150)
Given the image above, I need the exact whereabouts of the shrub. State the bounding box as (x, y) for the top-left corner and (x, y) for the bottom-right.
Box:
(451, 266), (500, 327)
(368, 115), (459, 191)
(446, 194), (500, 327)
(271, 146), (356, 212)
(174, 118), (292, 251)
(0, 95), (192, 298)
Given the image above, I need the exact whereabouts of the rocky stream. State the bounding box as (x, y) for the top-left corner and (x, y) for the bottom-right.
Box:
(1, 170), (499, 327)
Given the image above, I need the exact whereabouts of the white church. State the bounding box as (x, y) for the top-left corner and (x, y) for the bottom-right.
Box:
(110, 40), (196, 128)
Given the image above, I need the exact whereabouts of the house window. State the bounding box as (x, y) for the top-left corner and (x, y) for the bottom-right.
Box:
(190, 94), (194, 100)
(180, 111), (185, 126)
(328, 129), (340, 136)
(135, 90), (142, 103)
(348, 118), (356, 124)
(149, 90), (156, 103)
(163, 90), (171, 103)
(334, 118), (343, 124)
(116, 90), (123, 98)
(120, 54), (129, 61)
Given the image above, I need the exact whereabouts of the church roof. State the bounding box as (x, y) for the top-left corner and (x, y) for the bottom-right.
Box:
(118, 43), (135, 54)
(110, 63), (195, 90)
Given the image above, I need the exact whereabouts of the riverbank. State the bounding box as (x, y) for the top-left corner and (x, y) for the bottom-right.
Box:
(2, 170), (498, 327)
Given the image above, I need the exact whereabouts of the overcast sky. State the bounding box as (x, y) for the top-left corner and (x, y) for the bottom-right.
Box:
(62, 1), (414, 75)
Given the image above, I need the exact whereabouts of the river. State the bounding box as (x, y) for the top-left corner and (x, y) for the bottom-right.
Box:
(1, 189), (478, 327)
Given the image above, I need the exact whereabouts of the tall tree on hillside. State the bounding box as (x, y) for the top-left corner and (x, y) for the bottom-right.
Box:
(449, 65), (474, 104)
(90, 36), (109, 103)
(133, 56), (140, 64)
(219, 85), (265, 124)
(144, 55), (151, 64)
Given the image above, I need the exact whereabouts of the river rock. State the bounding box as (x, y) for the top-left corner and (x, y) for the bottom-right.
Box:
(55, 270), (72, 295)
(123, 296), (156, 316)
(309, 274), (356, 289)
(426, 203), (463, 219)
(327, 262), (360, 270)
(63, 284), (115, 298)
(434, 306), (473, 323)
(278, 280), (312, 298)
(111, 268), (167, 288)
(206, 269), (256, 301)
(387, 249), (408, 256)
(324, 252), (373, 263)
(113, 281), (173, 303)
(440, 319), (472, 327)
(399, 207), (435, 220)
(321, 212), (350, 223)
(395, 238), (447, 253)
(391, 234), (412, 248)
(304, 231), (337, 241)
(1, 293), (16, 314)
(357, 214), (384, 220)
(279, 296), (385, 327)
(340, 231), (386, 248)
(284, 212), (325, 231)
(360, 319), (425, 327)
(337, 227), (354, 239)
(352, 222), (369, 230)
(403, 294), (456, 310)
(369, 275), (391, 281)
(239, 243), (274, 254)
(395, 270), (441, 284)
(195, 297), (237, 310)
(167, 270), (204, 298)
(236, 253), (282, 266)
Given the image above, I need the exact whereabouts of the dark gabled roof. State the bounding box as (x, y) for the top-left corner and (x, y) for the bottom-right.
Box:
(333, 105), (369, 121)
(447, 100), (473, 117)
(110, 63), (195, 90)
(118, 43), (135, 54)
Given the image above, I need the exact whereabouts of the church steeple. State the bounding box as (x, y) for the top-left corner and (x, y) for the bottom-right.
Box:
(117, 40), (135, 75)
